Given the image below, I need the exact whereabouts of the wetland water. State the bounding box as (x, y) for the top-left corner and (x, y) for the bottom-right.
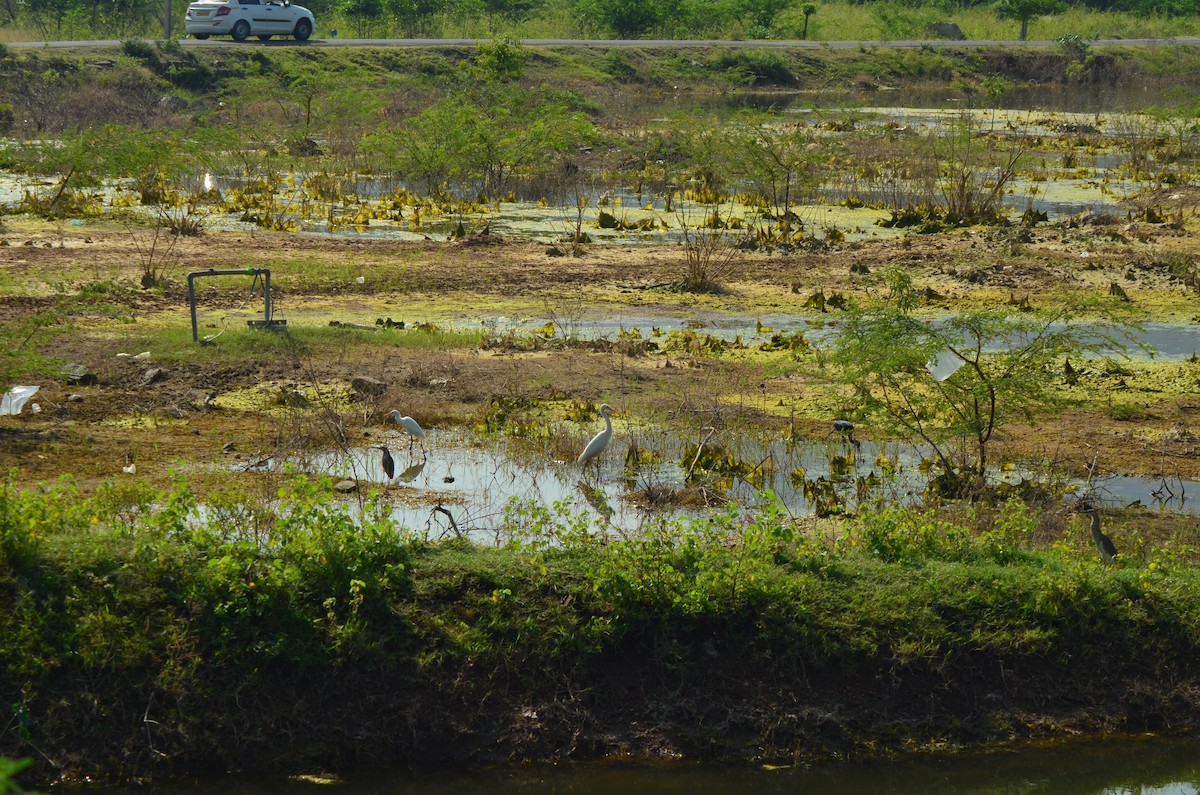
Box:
(287, 419), (1197, 542)
(271, 309), (1198, 535)
(78, 734), (1200, 794)
(0, 94), (1161, 245)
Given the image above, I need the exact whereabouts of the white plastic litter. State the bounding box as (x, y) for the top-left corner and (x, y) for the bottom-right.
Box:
(925, 351), (965, 382)
(1, 385), (40, 416)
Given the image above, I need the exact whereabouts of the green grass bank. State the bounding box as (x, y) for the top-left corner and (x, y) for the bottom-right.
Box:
(2, 474), (1199, 785)
(5, 38), (1200, 142)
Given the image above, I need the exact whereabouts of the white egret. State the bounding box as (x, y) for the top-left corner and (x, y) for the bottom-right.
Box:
(387, 410), (427, 452)
(577, 403), (613, 466)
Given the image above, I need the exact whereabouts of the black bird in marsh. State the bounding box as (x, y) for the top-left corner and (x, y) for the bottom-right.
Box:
(374, 444), (395, 482)
(832, 419), (860, 449)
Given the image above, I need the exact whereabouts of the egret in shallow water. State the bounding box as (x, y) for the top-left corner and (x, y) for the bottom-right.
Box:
(1078, 503), (1118, 564)
(373, 444), (395, 482)
(387, 410), (426, 453)
(577, 403), (613, 466)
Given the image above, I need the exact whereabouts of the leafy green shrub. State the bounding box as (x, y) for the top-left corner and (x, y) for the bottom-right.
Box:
(603, 50), (638, 82)
(859, 505), (971, 563)
(121, 39), (157, 62)
(711, 49), (795, 86)
(857, 498), (1037, 565)
(975, 497), (1036, 563)
(0, 474), (90, 569)
(474, 37), (528, 82)
(145, 475), (415, 661)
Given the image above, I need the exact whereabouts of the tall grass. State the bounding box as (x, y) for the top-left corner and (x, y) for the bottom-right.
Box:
(772, 1), (1200, 42)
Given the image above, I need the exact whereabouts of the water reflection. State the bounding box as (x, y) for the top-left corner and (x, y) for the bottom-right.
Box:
(77, 733), (1200, 794)
(484, 311), (1200, 363)
(274, 420), (1198, 539)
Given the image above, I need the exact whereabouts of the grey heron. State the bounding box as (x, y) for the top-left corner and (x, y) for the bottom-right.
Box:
(1078, 503), (1118, 564)
(374, 444), (395, 482)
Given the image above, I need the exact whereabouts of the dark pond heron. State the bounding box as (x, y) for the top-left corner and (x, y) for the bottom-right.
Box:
(373, 444), (395, 482)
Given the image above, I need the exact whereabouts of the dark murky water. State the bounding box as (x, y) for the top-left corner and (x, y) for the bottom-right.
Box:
(77, 733), (1200, 794)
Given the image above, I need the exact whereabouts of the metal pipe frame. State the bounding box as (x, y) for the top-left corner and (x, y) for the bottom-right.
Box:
(187, 268), (275, 343)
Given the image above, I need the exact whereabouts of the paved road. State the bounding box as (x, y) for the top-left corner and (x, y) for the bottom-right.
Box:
(6, 36), (1200, 49)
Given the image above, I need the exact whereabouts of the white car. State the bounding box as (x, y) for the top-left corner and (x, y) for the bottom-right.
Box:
(185, 0), (314, 41)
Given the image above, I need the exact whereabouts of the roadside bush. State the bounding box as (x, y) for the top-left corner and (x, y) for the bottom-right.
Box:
(711, 49), (795, 86)
(474, 37), (528, 82)
(602, 50), (638, 82)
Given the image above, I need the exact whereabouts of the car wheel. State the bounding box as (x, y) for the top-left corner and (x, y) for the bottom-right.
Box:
(193, 33), (210, 39)
(257, 34), (271, 40)
(230, 20), (250, 41)
(293, 18), (312, 40)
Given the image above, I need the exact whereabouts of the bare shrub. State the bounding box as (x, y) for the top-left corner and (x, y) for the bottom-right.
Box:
(162, 203), (207, 237)
(676, 207), (742, 293)
(844, 117), (1030, 226)
(125, 209), (187, 288)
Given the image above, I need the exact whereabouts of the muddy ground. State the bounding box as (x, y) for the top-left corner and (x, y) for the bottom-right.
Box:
(2, 215), (1200, 523)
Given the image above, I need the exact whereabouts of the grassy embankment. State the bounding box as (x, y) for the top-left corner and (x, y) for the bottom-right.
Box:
(6, 37), (1200, 131)
(2, 473), (1200, 784)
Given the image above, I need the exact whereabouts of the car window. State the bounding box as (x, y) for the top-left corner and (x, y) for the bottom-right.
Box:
(238, 0), (260, 5)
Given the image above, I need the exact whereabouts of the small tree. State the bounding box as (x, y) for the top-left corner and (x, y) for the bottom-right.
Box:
(829, 269), (1133, 498)
(712, 113), (829, 243)
(799, 2), (816, 39)
(993, 0), (1065, 41)
(342, 0), (386, 38)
